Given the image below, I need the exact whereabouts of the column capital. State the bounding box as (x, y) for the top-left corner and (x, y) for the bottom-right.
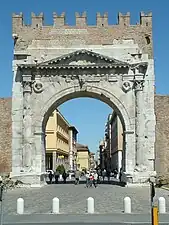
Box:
(134, 80), (144, 91)
(23, 81), (32, 93)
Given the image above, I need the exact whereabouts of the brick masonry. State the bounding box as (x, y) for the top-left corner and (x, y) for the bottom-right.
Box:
(155, 95), (169, 176)
(0, 98), (12, 173)
(0, 95), (168, 178)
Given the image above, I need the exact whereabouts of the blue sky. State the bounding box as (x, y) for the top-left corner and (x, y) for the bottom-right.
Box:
(1, 0), (169, 153)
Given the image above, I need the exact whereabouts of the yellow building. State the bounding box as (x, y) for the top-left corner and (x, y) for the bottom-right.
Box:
(45, 110), (70, 171)
(109, 111), (123, 172)
(76, 143), (90, 171)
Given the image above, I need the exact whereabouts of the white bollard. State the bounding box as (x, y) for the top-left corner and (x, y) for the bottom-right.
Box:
(123, 196), (131, 213)
(52, 197), (59, 214)
(59, 174), (62, 180)
(158, 197), (166, 213)
(87, 197), (94, 214)
(17, 198), (24, 214)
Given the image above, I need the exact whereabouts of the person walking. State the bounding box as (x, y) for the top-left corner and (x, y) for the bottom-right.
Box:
(75, 169), (80, 185)
(48, 171), (53, 184)
(62, 170), (67, 184)
(93, 172), (98, 188)
(54, 170), (59, 184)
(85, 171), (90, 188)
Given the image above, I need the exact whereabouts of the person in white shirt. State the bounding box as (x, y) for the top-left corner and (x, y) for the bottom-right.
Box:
(85, 172), (90, 188)
(93, 172), (98, 188)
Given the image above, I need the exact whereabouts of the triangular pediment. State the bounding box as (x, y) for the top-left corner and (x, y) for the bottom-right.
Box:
(39, 49), (128, 67)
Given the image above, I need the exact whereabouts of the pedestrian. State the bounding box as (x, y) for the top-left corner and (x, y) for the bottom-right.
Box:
(62, 170), (67, 184)
(74, 169), (80, 185)
(54, 170), (59, 184)
(85, 171), (90, 188)
(48, 171), (53, 184)
(93, 172), (98, 188)
(119, 168), (122, 182)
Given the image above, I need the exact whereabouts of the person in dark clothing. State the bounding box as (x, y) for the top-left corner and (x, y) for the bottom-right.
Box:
(48, 171), (53, 184)
(106, 170), (111, 183)
(54, 170), (59, 184)
(62, 170), (67, 184)
(119, 168), (123, 182)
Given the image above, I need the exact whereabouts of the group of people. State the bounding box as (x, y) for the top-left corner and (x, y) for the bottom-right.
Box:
(48, 167), (123, 186)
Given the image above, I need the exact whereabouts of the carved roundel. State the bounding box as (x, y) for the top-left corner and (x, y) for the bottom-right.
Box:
(122, 81), (131, 92)
(33, 81), (44, 93)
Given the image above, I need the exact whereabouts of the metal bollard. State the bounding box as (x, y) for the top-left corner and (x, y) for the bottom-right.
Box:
(17, 198), (24, 214)
(158, 197), (166, 214)
(69, 174), (71, 180)
(87, 197), (94, 214)
(123, 196), (131, 213)
(52, 197), (59, 214)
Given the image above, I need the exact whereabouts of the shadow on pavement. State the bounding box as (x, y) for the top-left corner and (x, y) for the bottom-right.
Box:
(46, 179), (126, 187)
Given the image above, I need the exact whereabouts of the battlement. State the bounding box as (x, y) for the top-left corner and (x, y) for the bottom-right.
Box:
(12, 11), (152, 29)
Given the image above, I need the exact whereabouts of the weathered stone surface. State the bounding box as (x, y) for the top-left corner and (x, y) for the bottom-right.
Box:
(155, 95), (169, 177)
(0, 98), (12, 173)
(10, 12), (157, 184)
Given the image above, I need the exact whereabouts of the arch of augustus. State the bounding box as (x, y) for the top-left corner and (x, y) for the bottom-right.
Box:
(11, 12), (156, 186)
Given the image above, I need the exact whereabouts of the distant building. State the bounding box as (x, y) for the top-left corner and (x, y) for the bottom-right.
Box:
(76, 143), (90, 171)
(69, 126), (78, 171)
(109, 112), (123, 172)
(89, 152), (96, 170)
(45, 110), (78, 171)
(104, 111), (123, 172)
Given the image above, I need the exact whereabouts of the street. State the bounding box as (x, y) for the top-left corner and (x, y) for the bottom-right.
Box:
(2, 214), (169, 225)
(2, 181), (169, 215)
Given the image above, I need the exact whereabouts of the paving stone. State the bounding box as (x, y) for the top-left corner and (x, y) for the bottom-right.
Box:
(2, 183), (169, 215)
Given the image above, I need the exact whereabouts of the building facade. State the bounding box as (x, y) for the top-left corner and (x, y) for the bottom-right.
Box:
(68, 126), (78, 171)
(45, 110), (70, 171)
(76, 143), (90, 171)
(45, 110), (78, 171)
(109, 112), (123, 173)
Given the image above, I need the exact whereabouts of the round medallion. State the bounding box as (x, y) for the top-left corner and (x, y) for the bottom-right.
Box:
(33, 81), (44, 93)
(122, 81), (131, 92)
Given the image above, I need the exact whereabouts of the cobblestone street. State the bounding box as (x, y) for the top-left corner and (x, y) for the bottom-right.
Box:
(3, 183), (169, 215)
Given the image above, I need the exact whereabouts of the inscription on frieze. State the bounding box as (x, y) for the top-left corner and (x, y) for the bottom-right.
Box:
(50, 29), (88, 35)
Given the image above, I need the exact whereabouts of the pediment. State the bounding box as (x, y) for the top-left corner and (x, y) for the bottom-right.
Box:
(39, 49), (128, 67)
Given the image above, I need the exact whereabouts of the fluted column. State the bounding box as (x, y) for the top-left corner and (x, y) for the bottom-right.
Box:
(22, 75), (33, 172)
(134, 80), (145, 168)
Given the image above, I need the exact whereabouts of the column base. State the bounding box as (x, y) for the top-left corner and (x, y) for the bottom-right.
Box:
(121, 170), (156, 185)
(10, 172), (47, 187)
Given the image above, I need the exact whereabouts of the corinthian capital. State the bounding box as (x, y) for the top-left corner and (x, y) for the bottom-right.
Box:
(134, 80), (144, 91)
(23, 81), (32, 93)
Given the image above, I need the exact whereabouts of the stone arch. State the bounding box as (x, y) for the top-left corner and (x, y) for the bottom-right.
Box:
(32, 84), (135, 180)
(34, 85), (132, 133)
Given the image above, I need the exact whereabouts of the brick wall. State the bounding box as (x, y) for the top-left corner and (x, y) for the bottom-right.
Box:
(155, 95), (169, 176)
(0, 98), (12, 173)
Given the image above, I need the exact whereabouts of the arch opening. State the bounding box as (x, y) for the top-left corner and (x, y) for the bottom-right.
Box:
(35, 86), (131, 178)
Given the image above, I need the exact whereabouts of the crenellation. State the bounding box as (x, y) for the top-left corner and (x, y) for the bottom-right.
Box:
(31, 12), (44, 28)
(118, 12), (130, 26)
(75, 11), (87, 27)
(12, 12), (153, 28)
(12, 12), (153, 58)
(12, 13), (23, 31)
(96, 12), (108, 27)
(140, 12), (152, 26)
(53, 12), (65, 27)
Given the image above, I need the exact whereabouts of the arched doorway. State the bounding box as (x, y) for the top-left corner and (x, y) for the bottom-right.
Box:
(11, 49), (156, 185)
